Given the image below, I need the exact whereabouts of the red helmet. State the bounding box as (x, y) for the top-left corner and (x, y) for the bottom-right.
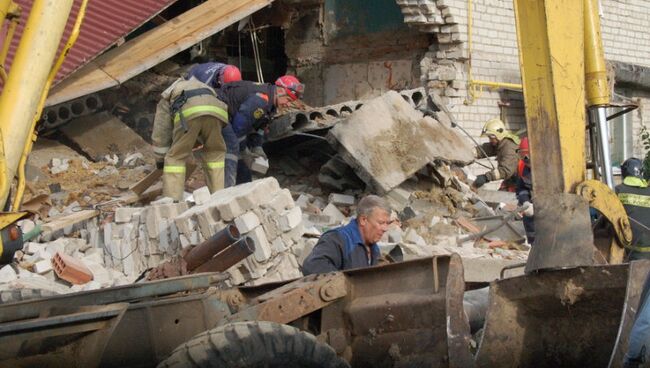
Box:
(275, 75), (304, 101)
(221, 65), (242, 84)
(518, 137), (529, 154)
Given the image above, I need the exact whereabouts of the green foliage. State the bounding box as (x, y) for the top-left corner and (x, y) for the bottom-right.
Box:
(641, 125), (650, 179)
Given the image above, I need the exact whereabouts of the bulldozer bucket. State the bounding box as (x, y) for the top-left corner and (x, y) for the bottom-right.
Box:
(475, 263), (631, 367)
(317, 254), (473, 368)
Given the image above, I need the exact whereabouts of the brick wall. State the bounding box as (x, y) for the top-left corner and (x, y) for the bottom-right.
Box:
(286, 2), (430, 106)
(396, 0), (650, 159)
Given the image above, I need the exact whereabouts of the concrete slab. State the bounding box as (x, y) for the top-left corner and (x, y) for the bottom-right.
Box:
(329, 91), (474, 193)
(28, 138), (84, 170)
(462, 257), (525, 283)
(59, 111), (153, 161)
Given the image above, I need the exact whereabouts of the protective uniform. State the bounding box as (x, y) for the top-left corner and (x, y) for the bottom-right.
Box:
(152, 77), (228, 200)
(615, 158), (650, 261)
(217, 81), (277, 186)
(474, 118), (520, 189)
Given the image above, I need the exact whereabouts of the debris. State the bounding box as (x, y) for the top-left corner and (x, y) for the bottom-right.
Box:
(328, 193), (355, 206)
(52, 252), (93, 285)
(59, 111), (153, 162)
(329, 90), (474, 193)
(251, 157), (269, 174)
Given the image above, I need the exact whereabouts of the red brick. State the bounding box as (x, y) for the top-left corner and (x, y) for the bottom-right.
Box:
(52, 252), (93, 285)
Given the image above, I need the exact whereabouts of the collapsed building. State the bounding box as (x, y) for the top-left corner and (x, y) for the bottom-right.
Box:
(0, 0), (649, 366)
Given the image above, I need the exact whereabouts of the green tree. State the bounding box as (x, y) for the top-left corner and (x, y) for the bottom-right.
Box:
(641, 125), (650, 179)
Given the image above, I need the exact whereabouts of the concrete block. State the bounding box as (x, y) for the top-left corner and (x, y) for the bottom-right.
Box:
(265, 189), (296, 213)
(251, 157), (269, 174)
(45, 241), (66, 257)
(33, 259), (53, 274)
(192, 186), (211, 206)
(115, 207), (142, 223)
(281, 222), (305, 244)
(83, 251), (104, 266)
(295, 194), (312, 209)
(23, 242), (44, 255)
(279, 207), (303, 232)
(271, 237), (288, 254)
(322, 203), (346, 224)
(18, 219), (36, 234)
(235, 178), (281, 213)
(328, 193), (355, 206)
(248, 226), (272, 262)
(234, 212), (261, 234)
(0, 265), (17, 283)
(24, 248), (53, 263)
(87, 262), (111, 287)
(387, 228), (404, 243)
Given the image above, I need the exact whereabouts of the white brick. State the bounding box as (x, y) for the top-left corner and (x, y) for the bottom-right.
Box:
(328, 193), (355, 206)
(251, 157), (269, 174)
(248, 226), (271, 262)
(279, 206), (302, 231)
(0, 265), (17, 283)
(271, 237), (288, 254)
(23, 242), (44, 255)
(115, 207), (142, 223)
(234, 212), (261, 234)
(192, 186), (211, 206)
(33, 259), (52, 274)
(322, 203), (346, 224)
(265, 189), (296, 213)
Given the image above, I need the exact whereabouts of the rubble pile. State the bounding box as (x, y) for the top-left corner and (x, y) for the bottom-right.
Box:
(0, 87), (532, 303)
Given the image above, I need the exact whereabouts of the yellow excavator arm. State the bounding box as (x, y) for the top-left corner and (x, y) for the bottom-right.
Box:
(0, 0), (86, 263)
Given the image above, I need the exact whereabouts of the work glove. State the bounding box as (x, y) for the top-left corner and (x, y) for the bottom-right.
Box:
(156, 159), (164, 170)
(472, 174), (488, 189)
(250, 146), (267, 160)
(522, 201), (534, 217)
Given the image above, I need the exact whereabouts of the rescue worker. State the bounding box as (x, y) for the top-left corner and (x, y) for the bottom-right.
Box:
(186, 62), (242, 89)
(515, 137), (535, 244)
(625, 272), (650, 367)
(615, 157), (650, 261)
(217, 75), (304, 186)
(151, 77), (229, 201)
(472, 118), (520, 190)
(302, 195), (391, 275)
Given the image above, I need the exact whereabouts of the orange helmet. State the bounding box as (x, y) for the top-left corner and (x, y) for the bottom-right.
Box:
(275, 75), (304, 101)
(221, 65), (242, 84)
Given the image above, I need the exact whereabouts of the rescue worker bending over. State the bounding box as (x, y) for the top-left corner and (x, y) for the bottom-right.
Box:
(472, 118), (520, 190)
(186, 62), (242, 89)
(515, 137), (535, 244)
(302, 195), (390, 275)
(615, 157), (650, 261)
(217, 75), (304, 186)
(152, 77), (229, 201)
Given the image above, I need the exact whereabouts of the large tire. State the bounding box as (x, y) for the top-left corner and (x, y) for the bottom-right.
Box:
(158, 321), (350, 368)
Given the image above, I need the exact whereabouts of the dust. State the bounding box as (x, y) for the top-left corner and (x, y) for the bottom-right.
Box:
(557, 279), (585, 306)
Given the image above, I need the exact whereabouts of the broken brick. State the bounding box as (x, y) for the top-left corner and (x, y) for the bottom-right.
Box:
(52, 252), (93, 285)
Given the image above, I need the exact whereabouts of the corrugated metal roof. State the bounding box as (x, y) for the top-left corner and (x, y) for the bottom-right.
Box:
(47, 0), (274, 106)
(1, 0), (176, 89)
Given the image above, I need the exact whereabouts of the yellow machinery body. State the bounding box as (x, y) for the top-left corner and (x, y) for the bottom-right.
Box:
(0, 0), (85, 263)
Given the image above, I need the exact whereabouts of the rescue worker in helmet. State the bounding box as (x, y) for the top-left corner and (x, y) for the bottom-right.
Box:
(621, 159), (650, 367)
(615, 157), (650, 261)
(151, 77), (229, 201)
(186, 62), (242, 89)
(472, 118), (521, 190)
(217, 75), (304, 186)
(515, 137), (535, 244)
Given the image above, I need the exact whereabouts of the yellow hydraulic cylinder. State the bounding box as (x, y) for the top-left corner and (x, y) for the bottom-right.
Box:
(584, 0), (610, 106)
(0, 0), (74, 207)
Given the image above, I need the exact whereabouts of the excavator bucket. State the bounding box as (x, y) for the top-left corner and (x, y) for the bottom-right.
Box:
(608, 260), (650, 367)
(475, 263), (632, 367)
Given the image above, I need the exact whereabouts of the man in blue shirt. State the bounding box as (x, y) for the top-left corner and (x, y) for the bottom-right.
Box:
(302, 195), (391, 275)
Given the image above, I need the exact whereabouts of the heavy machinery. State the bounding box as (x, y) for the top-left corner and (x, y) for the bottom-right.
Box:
(0, 0), (647, 367)
(0, 0), (88, 264)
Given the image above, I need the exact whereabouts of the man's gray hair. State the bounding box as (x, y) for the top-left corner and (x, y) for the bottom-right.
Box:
(356, 195), (391, 217)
